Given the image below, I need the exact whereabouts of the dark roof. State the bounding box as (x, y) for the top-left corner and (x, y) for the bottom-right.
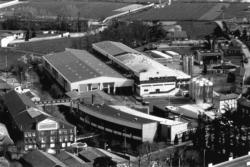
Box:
(220, 93), (239, 101)
(55, 151), (89, 167)
(167, 31), (188, 39)
(238, 97), (250, 108)
(3, 90), (47, 130)
(0, 79), (11, 90)
(22, 150), (66, 167)
(81, 104), (155, 124)
(78, 147), (106, 163)
(4, 90), (37, 114)
(43, 48), (124, 83)
(93, 41), (140, 57)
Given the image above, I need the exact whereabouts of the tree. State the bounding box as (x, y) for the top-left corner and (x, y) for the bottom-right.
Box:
(93, 156), (116, 167)
(174, 134), (179, 145)
(182, 132), (186, 142)
(25, 29), (30, 41)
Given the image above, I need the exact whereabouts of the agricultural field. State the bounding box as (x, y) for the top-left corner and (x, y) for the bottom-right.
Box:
(14, 37), (77, 54)
(9, 1), (140, 20)
(121, 1), (250, 21)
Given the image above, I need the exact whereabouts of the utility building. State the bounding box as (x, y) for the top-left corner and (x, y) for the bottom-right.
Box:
(43, 48), (134, 94)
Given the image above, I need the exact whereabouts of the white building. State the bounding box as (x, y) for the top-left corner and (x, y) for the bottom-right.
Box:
(93, 41), (190, 97)
(43, 48), (134, 94)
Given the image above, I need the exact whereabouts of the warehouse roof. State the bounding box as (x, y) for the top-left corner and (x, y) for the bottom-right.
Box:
(93, 41), (190, 80)
(93, 41), (140, 57)
(55, 151), (89, 167)
(110, 105), (184, 126)
(82, 104), (155, 125)
(43, 48), (124, 83)
(22, 150), (67, 167)
(213, 153), (250, 167)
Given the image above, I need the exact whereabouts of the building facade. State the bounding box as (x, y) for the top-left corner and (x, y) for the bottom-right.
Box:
(3, 90), (76, 151)
(43, 48), (133, 95)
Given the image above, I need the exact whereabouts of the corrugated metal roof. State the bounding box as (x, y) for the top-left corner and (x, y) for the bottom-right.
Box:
(43, 48), (124, 83)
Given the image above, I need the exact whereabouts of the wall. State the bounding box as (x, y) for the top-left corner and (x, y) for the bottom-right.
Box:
(170, 122), (188, 142)
(142, 122), (158, 142)
(139, 82), (176, 97)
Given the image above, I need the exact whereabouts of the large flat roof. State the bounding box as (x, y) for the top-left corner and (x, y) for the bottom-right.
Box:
(110, 105), (184, 126)
(93, 41), (140, 56)
(43, 48), (125, 83)
(93, 41), (190, 80)
(80, 104), (155, 125)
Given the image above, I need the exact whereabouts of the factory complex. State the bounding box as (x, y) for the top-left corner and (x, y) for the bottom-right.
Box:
(93, 41), (190, 97)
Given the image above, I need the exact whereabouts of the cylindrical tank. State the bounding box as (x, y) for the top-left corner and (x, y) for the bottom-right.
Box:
(196, 81), (204, 104)
(205, 81), (213, 103)
(192, 78), (198, 100)
(188, 56), (194, 76)
(183, 56), (189, 74)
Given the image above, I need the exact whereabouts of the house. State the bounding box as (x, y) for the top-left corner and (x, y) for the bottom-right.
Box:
(3, 90), (76, 151)
(213, 92), (239, 113)
(43, 48), (134, 95)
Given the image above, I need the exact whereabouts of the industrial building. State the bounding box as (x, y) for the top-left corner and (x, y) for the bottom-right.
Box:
(93, 41), (190, 97)
(3, 90), (76, 151)
(75, 102), (188, 143)
(43, 48), (134, 94)
(212, 92), (238, 113)
(194, 50), (223, 65)
(182, 55), (194, 76)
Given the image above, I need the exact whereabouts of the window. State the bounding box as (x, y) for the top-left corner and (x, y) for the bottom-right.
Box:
(69, 129), (73, 134)
(50, 143), (55, 148)
(67, 142), (71, 147)
(24, 132), (28, 137)
(144, 89), (148, 92)
(28, 132), (31, 137)
(62, 143), (65, 148)
(41, 144), (46, 148)
(70, 135), (74, 141)
(25, 145), (28, 151)
(41, 137), (46, 143)
(59, 136), (63, 142)
(59, 130), (62, 135)
(32, 132), (36, 137)
(40, 131), (45, 136)
(50, 136), (55, 143)
(50, 130), (57, 135)
(64, 136), (68, 142)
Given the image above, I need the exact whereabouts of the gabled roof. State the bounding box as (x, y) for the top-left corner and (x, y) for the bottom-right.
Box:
(43, 48), (124, 83)
(3, 90), (47, 130)
(93, 41), (140, 57)
(55, 151), (89, 167)
(22, 150), (67, 167)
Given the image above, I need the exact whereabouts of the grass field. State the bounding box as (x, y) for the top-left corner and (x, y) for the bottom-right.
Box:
(121, 1), (250, 21)
(14, 37), (77, 54)
(12, 1), (134, 20)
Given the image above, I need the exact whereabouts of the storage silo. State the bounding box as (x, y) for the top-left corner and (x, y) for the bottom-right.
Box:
(196, 81), (205, 104)
(188, 56), (194, 76)
(183, 56), (189, 74)
(205, 81), (213, 103)
(191, 78), (198, 100)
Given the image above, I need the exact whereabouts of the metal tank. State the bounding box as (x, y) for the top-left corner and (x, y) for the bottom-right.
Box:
(191, 78), (198, 100)
(204, 81), (213, 103)
(196, 81), (205, 104)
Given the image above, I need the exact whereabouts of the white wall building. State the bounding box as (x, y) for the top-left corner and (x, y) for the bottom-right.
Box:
(43, 48), (134, 94)
(93, 41), (190, 97)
